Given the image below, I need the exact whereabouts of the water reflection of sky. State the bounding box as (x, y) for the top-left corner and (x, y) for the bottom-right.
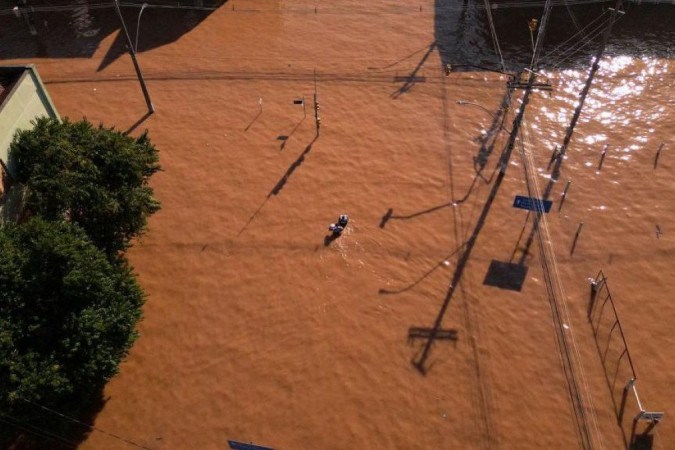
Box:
(531, 54), (672, 167)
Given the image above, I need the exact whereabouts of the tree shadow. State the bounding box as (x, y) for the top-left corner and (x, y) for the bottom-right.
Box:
(1, 1), (228, 69)
(0, 390), (133, 450)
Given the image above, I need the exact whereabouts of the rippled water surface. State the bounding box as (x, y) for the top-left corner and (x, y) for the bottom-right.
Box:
(2, 1), (674, 449)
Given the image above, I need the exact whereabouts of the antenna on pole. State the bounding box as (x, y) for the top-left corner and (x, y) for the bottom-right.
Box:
(313, 69), (320, 135)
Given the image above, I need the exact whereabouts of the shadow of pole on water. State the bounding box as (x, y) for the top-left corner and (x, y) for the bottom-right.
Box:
(411, 156), (510, 374)
(124, 111), (153, 135)
(279, 115), (306, 151)
(379, 160), (501, 229)
(237, 133), (319, 236)
(390, 41), (436, 99)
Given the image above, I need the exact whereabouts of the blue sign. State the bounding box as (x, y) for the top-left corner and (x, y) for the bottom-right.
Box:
(513, 195), (552, 213)
(228, 441), (274, 450)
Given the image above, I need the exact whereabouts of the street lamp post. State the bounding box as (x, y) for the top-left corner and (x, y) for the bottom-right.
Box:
(135, 2), (149, 53)
(114, 0), (154, 114)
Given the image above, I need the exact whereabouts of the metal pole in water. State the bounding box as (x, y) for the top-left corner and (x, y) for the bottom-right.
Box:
(571, 222), (584, 255)
(114, 0), (154, 114)
(559, 180), (572, 211)
(598, 144), (608, 170)
(654, 142), (664, 169)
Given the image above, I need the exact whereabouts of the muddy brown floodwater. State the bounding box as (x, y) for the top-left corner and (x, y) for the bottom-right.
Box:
(3, 0), (675, 449)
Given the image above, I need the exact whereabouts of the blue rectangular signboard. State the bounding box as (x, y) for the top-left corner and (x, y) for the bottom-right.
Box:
(513, 195), (552, 213)
(228, 441), (274, 450)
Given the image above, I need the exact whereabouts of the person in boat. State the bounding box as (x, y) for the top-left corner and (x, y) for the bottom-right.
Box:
(328, 223), (344, 235)
(338, 214), (349, 227)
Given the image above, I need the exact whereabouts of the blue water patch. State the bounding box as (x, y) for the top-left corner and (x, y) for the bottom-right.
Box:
(513, 195), (552, 213)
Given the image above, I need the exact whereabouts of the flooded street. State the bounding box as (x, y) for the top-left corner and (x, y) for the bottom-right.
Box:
(1, 1), (674, 448)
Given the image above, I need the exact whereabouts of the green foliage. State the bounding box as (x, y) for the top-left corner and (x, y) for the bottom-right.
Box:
(0, 218), (144, 427)
(9, 117), (161, 256)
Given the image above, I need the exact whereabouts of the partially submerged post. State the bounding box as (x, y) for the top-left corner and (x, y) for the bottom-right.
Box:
(598, 144), (608, 170)
(548, 145), (560, 170)
(313, 69), (321, 135)
(570, 222), (584, 255)
(654, 142), (664, 169)
(559, 180), (572, 211)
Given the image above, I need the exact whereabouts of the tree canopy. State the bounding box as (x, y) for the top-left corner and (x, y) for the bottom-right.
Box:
(9, 117), (161, 256)
(0, 218), (144, 430)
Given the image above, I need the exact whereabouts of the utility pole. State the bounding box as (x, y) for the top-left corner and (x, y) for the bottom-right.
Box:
(313, 69), (320, 135)
(558, 0), (624, 156)
(114, 0), (154, 114)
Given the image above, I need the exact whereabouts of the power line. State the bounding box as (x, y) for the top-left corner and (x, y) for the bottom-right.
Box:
(539, 9), (608, 63)
(20, 398), (154, 450)
(483, 0), (507, 73)
(0, 413), (79, 449)
(543, 13), (625, 70)
(544, 17), (615, 68)
(0, 0), (631, 17)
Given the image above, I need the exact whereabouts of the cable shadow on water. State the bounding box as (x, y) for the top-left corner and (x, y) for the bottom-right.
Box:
(379, 161), (499, 229)
(367, 43), (439, 72)
(238, 134), (319, 236)
(244, 108), (262, 132)
(378, 241), (468, 295)
(474, 87), (513, 172)
(390, 41), (436, 99)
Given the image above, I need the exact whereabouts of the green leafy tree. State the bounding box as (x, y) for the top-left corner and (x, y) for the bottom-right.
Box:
(9, 117), (161, 256)
(0, 218), (144, 434)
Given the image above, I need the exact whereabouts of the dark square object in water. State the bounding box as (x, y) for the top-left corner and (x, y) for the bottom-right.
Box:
(632, 434), (654, 450)
(483, 260), (527, 291)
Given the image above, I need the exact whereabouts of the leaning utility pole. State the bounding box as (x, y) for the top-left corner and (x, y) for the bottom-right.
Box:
(558, 0), (624, 156)
(114, 0), (154, 114)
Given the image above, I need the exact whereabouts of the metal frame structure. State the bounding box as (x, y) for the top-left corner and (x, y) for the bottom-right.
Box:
(589, 271), (664, 448)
